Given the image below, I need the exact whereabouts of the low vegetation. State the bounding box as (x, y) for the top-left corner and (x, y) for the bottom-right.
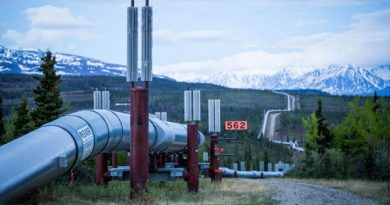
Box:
(290, 95), (390, 180)
(282, 178), (390, 204)
(30, 179), (276, 205)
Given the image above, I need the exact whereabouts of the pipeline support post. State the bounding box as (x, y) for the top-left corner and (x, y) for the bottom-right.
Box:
(127, 0), (152, 196)
(210, 133), (222, 182)
(187, 122), (199, 192)
(184, 90), (201, 192)
(96, 153), (109, 185)
(208, 99), (222, 182)
(111, 152), (118, 180)
(130, 87), (149, 194)
(93, 89), (110, 185)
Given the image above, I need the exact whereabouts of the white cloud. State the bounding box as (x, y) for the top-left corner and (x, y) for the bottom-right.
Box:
(155, 29), (235, 44)
(2, 5), (99, 49)
(156, 50), (306, 81)
(181, 30), (231, 42)
(25, 5), (97, 29)
(295, 19), (327, 28)
(174, 0), (372, 6)
(156, 9), (390, 79)
(2, 30), (23, 43)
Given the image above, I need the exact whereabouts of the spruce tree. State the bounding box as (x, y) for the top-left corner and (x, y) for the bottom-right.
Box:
(0, 97), (5, 144)
(372, 91), (380, 113)
(263, 149), (269, 171)
(14, 96), (34, 137)
(31, 51), (66, 127)
(314, 98), (333, 153)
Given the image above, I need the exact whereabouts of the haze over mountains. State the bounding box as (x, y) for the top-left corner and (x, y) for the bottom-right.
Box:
(1, 46), (389, 96)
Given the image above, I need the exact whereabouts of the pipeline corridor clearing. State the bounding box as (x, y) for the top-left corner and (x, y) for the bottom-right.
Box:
(30, 178), (385, 205)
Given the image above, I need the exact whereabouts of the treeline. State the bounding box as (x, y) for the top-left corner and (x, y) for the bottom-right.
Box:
(0, 51), (66, 145)
(291, 93), (390, 179)
(198, 130), (292, 171)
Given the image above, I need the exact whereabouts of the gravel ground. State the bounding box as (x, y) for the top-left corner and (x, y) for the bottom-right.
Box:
(265, 180), (380, 205)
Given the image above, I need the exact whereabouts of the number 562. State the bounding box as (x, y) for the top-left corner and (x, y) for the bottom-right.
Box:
(225, 121), (247, 130)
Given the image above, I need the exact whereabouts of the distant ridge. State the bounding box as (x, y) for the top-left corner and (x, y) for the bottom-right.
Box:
(0, 46), (174, 81)
(1, 46), (389, 95)
(194, 64), (390, 96)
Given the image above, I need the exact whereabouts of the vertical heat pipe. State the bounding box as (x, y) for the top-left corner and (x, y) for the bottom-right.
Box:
(141, 1), (153, 82)
(127, 0), (138, 83)
(208, 99), (222, 182)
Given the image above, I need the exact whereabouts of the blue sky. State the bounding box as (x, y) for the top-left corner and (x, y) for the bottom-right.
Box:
(1, 0), (389, 80)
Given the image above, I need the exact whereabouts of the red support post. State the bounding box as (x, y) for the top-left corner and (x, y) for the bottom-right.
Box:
(96, 153), (109, 185)
(111, 152), (118, 180)
(186, 122), (199, 192)
(209, 133), (222, 182)
(130, 87), (149, 193)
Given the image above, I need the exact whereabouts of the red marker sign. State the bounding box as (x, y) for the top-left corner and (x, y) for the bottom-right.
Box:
(225, 121), (248, 130)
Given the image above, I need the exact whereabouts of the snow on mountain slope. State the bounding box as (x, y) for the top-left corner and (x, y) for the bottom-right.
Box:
(196, 64), (390, 95)
(1, 46), (389, 95)
(293, 65), (388, 95)
(370, 65), (390, 80)
(0, 46), (127, 76)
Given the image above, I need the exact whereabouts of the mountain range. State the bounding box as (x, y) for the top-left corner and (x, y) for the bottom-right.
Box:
(195, 65), (390, 96)
(1, 46), (389, 96)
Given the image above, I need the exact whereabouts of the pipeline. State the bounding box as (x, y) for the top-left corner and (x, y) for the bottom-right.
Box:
(271, 140), (305, 152)
(0, 109), (205, 202)
(219, 167), (283, 179)
(258, 90), (296, 139)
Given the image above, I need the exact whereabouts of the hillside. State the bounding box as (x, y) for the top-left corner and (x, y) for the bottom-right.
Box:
(1, 73), (389, 168)
(0, 74), (291, 167)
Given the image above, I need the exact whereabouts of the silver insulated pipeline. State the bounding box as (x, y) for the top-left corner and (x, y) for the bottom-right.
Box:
(0, 110), (205, 202)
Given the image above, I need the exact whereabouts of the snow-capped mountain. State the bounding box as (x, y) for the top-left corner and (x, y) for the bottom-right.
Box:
(1, 46), (389, 95)
(0, 46), (128, 76)
(197, 65), (390, 95)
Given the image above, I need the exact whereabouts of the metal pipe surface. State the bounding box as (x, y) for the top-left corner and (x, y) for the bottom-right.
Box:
(127, 6), (138, 82)
(130, 87), (149, 193)
(141, 6), (152, 82)
(220, 167), (283, 178)
(0, 109), (205, 202)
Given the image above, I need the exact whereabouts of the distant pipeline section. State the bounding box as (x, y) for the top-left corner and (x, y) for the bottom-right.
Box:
(220, 167), (283, 179)
(0, 109), (205, 202)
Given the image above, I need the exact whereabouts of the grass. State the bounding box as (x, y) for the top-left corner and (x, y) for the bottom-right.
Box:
(282, 178), (390, 204)
(31, 179), (276, 205)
